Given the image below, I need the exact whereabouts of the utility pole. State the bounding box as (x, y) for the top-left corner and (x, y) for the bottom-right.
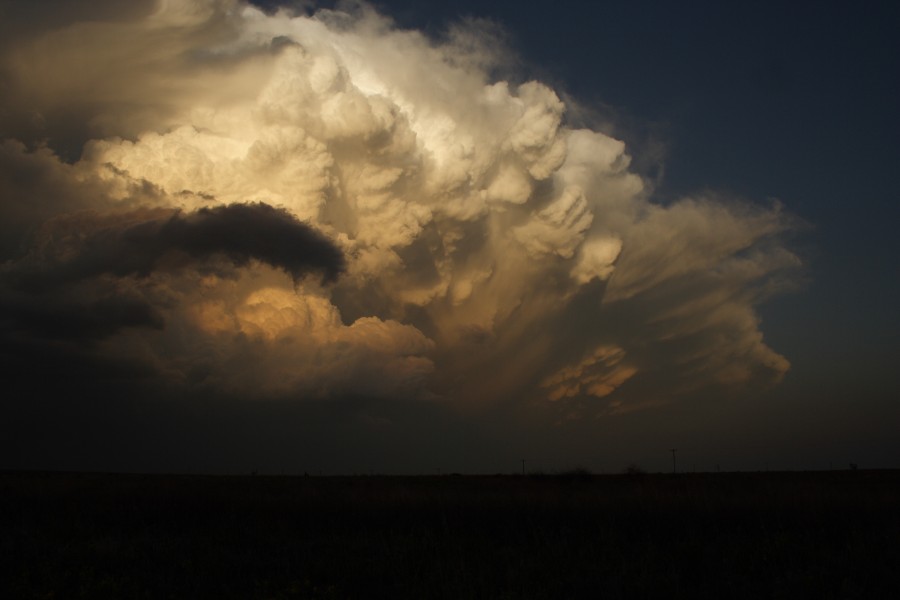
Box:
(521, 459), (526, 475)
(670, 448), (677, 474)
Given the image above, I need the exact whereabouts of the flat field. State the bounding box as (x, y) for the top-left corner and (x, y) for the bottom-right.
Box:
(2, 470), (897, 598)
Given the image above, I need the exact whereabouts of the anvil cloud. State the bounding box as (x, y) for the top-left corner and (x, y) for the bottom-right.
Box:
(0, 0), (799, 413)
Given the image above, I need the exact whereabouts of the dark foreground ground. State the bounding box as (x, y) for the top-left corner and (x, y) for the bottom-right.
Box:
(2, 470), (898, 599)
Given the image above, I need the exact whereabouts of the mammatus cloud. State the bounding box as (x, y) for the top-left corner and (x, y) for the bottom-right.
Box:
(0, 0), (800, 411)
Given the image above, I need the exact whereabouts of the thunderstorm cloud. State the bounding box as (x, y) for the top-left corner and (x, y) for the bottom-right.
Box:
(5, 202), (345, 291)
(0, 0), (799, 412)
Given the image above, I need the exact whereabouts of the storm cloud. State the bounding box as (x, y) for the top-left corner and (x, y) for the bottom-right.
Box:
(0, 0), (800, 411)
(6, 202), (345, 291)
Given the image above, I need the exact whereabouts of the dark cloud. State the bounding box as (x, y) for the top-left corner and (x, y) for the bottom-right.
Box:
(6, 202), (345, 292)
(0, 202), (345, 355)
(0, 290), (164, 341)
(169, 203), (346, 283)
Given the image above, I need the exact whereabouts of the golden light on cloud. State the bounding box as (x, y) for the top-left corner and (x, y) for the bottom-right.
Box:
(542, 346), (637, 402)
(0, 0), (799, 413)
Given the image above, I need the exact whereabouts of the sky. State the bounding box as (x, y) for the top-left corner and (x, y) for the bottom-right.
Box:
(1, 0), (897, 474)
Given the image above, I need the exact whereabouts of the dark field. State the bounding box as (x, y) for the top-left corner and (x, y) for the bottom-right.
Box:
(2, 470), (898, 599)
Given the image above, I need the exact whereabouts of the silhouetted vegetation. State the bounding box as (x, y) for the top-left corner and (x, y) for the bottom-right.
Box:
(622, 463), (646, 476)
(555, 466), (594, 482)
(2, 470), (898, 598)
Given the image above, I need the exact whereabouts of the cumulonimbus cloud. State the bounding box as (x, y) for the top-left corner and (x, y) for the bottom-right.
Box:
(0, 0), (801, 409)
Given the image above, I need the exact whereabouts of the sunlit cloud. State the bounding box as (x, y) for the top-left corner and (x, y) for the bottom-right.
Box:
(0, 0), (800, 412)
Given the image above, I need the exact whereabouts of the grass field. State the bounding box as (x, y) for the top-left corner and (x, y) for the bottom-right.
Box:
(2, 469), (898, 598)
